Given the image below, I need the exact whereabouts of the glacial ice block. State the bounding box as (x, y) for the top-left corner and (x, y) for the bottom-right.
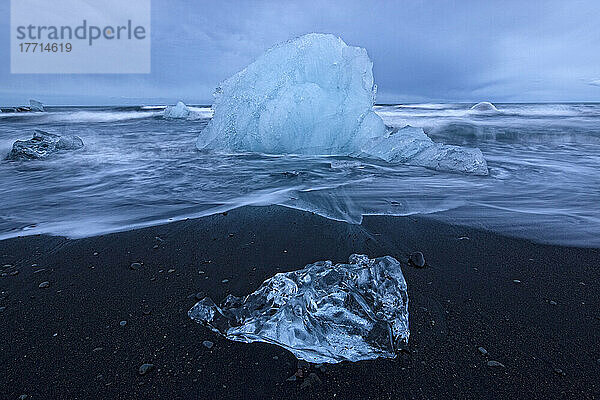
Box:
(197, 33), (488, 175)
(197, 33), (386, 154)
(189, 254), (409, 364)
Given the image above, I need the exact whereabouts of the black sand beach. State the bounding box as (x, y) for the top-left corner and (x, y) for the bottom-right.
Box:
(1, 205), (598, 399)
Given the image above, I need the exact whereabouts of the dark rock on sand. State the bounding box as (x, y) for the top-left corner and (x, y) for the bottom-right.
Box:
(6, 130), (84, 161)
(409, 251), (425, 267)
(300, 373), (322, 389)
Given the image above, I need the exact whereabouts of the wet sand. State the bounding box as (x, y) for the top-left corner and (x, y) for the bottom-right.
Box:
(0, 205), (599, 399)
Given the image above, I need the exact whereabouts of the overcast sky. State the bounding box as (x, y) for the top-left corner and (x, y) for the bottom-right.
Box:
(1, 0), (600, 105)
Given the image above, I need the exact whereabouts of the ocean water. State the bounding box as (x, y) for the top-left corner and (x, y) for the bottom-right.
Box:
(0, 103), (599, 247)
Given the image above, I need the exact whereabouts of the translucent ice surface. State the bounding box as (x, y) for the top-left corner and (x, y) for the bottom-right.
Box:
(6, 130), (83, 160)
(189, 254), (409, 364)
(196, 33), (487, 175)
(29, 99), (45, 112)
(360, 126), (489, 175)
(197, 33), (385, 155)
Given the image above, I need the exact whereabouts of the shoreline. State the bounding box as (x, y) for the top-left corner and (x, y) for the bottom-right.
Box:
(1, 205), (598, 399)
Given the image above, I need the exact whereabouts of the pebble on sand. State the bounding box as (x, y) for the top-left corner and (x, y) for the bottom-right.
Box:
(300, 373), (322, 389)
(139, 363), (154, 375)
(487, 360), (505, 368)
(38, 281), (50, 288)
(409, 251), (426, 267)
(130, 262), (142, 270)
(202, 340), (214, 349)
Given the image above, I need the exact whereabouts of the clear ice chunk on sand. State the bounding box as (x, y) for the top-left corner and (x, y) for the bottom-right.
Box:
(189, 254), (409, 364)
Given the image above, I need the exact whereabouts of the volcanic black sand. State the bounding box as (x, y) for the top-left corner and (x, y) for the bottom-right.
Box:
(0, 206), (599, 399)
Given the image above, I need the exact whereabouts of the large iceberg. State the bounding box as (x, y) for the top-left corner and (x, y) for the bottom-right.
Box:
(197, 33), (488, 175)
(189, 254), (409, 364)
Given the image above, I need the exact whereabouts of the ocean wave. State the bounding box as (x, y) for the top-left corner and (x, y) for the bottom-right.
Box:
(0, 110), (163, 123)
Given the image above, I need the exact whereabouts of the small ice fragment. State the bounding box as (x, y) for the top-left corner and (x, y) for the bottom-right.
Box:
(189, 254), (409, 364)
(164, 101), (191, 119)
(29, 99), (45, 112)
(6, 130), (83, 161)
(164, 101), (209, 120)
(138, 363), (154, 375)
(487, 360), (505, 368)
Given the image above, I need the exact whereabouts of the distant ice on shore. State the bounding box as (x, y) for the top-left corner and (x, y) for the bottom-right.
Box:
(164, 101), (212, 120)
(470, 101), (499, 112)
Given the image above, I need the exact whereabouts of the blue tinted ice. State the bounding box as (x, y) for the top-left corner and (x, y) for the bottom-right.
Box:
(196, 33), (487, 175)
(189, 254), (409, 364)
(6, 129), (83, 160)
(360, 126), (489, 175)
